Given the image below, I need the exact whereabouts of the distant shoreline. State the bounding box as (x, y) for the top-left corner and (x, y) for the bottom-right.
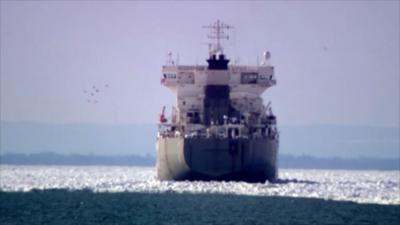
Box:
(1, 152), (398, 171)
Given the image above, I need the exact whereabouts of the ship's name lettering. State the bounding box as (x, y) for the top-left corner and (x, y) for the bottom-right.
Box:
(259, 74), (272, 80)
(240, 73), (273, 84)
(163, 73), (177, 79)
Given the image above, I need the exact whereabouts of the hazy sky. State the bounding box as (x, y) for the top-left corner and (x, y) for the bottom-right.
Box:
(1, 1), (399, 127)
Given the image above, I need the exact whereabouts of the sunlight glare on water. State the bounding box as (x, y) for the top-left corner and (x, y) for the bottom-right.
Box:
(0, 166), (398, 205)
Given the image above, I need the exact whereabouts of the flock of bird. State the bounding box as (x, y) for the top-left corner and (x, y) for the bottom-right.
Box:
(83, 84), (109, 104)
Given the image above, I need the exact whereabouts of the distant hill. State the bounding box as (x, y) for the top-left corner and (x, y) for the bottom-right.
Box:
(1, 121), (399, 158)
(1, 153), (398, 170)
(0, 152), (154, 166)
(278, 154), (399, 171)
(0, 121), (157, 156)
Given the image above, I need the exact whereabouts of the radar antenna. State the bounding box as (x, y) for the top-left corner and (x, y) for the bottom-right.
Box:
(203, 20), (233, 55)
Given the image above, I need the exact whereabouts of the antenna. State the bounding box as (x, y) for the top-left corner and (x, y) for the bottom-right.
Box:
(203, 20), (233, 55)
(166, 51), (175, 65)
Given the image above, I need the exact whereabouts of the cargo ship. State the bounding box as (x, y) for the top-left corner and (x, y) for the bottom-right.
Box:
(156, 20), (278, 182)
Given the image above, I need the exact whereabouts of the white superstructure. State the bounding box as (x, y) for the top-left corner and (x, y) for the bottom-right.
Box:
(159, 20), (277, 139)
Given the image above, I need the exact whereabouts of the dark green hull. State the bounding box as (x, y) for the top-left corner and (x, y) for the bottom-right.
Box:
(156, 137), (278, 183)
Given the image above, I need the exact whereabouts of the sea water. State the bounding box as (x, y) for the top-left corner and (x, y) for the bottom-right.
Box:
(1, 165), (399, 225)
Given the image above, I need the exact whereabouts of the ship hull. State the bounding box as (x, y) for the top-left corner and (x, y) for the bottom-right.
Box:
(156, 137), (278, 183)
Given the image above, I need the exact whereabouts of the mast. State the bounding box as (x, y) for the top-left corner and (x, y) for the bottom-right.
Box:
(203, 20), (233, 55)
